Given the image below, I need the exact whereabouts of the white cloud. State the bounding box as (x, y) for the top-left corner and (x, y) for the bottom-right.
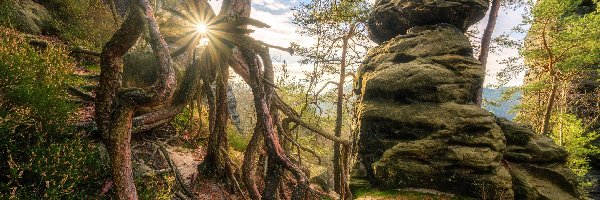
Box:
(253, 0), (289, 10)
(207, 1), (222, 14)
(248, 6), (317, 74)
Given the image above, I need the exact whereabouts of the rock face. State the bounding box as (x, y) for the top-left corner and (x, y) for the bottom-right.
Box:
(368, 0), (488, 44)
(497, 118), (580, 199)
(352, 1), (581, 199)
(3, 0), (54, 35)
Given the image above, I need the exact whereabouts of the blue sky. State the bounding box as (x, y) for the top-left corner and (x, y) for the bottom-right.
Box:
(209, 0), (529, 86)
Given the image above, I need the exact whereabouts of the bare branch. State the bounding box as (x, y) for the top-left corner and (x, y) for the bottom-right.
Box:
(315, 81), (340, 97)
(257, 40), (294, 54)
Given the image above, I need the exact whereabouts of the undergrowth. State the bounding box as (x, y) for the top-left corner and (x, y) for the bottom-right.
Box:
(0, 28), (110, 198)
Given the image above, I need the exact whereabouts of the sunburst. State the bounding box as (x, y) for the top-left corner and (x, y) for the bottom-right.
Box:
(167, 0), (220, 55)
(195, 23), (208, 34)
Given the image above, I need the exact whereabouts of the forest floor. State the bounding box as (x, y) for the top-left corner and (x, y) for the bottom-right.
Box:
(73, 65), (240, 199)
(128, 127), (240, 200)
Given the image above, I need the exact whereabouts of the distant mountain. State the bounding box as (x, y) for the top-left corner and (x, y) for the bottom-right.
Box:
(482, 87), (522, 120)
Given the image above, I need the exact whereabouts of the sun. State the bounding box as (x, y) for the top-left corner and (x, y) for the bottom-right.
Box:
(195, 23), (208, 34)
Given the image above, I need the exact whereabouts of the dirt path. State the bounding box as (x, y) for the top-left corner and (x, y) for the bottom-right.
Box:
(164, 145), (238, 199)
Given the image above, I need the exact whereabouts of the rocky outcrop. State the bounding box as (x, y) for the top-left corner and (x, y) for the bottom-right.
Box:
(352, 0), (581, 199)
(367, 0), (488, 44)
(498, 118), (580, 199)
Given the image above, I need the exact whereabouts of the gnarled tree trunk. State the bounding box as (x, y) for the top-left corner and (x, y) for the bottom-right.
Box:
(96, 0), (176, 199)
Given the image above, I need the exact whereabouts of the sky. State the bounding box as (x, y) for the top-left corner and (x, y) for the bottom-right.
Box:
(208, 0), (529, 87)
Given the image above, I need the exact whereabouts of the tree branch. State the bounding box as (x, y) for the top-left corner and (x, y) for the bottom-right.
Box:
(68, 86), (96, 102)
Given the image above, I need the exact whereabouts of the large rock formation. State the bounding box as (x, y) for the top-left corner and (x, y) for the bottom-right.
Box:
(352, 0), (581, 199)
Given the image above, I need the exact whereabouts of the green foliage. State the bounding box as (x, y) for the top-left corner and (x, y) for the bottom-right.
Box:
(0, 28), (109, 198)
(173, 106), (193, 132)
(550, 114), (600, 178)
(520, 0), (599, 139)
(0, 1), (18, 29)
(228, 125), (250, 152)
(525, 0), (600, 75)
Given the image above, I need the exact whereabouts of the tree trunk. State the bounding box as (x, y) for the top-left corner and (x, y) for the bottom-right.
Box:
(240, 44), (309, 199)
(97, 1), (176, 199)
(263, 158), (284, 200)
(476, 0), (501, 105)
(242, 125), (264, 200)
(96, 5), (144, 199)
(541, 79), (559, 135)
(107, 104), (137, 200)
(202, 59), (230, 179)
(96, 6), (144, 141)
(334, 27), (353, 199)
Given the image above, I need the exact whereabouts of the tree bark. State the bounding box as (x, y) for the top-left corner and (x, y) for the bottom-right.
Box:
(334, 26), (354, 200)
(96, 6), (144, 142)
(541, 79), (559, 135)
(96, 1), (176, 199)
(107, 104), (137, 200)
(202, 58), (231, 179)
(242, 125), (264, 200)
(96, 6), (144, 200)
(476, 0), (501, 105)
(240, 42), (309, 199)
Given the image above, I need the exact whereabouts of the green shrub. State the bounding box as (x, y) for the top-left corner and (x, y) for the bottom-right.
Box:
(550, 113), (600, 189)
(0, 28), (109, 199)
(136, 174), (175, 200)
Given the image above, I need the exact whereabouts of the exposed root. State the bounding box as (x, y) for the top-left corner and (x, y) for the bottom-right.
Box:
(156, 142), (197, 200)
(219, 147), (247, 200)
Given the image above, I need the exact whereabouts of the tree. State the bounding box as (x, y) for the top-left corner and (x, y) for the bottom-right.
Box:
(96, 0), (176, 198)
(293, 0), (371, 198)
(96, 0), (361, 198)
(476, 0), (502, 105)
(518, 0), (599, 135)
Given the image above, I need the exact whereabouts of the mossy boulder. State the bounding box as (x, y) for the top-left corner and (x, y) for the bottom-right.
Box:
(508, 163), (579, 200)
(357, 101), (513, 199)
(354, 2), (581, 198)
(496, 118), (579, 199)
(0, 0), (54, 35)
(496, 118), (568, 163)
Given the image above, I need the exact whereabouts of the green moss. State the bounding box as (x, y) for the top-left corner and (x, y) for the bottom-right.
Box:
(40, 0), (116, 48)
(354, 188), (474, 200)
(136, 174), (175, 200)
(0, 0), (116, 48)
